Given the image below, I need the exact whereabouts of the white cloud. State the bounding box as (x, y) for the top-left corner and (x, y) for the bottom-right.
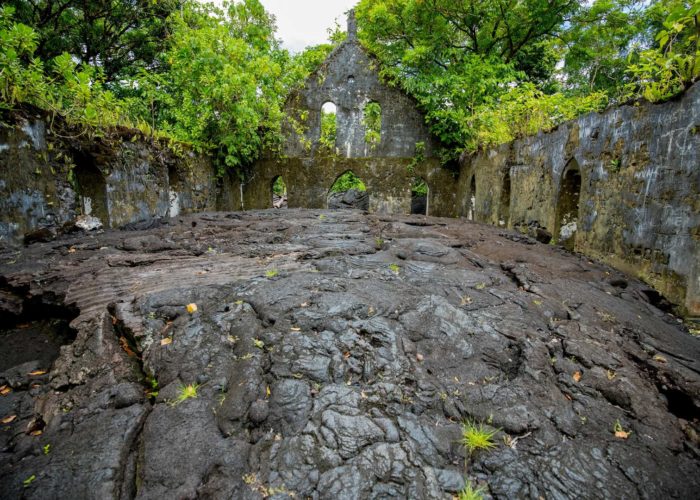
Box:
(206, 1), (357, 53)
(260, 0), (357, 53)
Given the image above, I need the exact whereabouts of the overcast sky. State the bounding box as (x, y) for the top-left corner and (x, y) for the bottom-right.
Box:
(259, 0), (357, 53)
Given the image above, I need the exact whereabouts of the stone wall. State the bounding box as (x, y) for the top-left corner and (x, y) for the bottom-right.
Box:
(459, 84), (700, 316)
(0, 112), (218, 243)
(239, 12), (459, 216)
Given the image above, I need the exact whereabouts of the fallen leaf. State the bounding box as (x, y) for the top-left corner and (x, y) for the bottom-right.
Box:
(361, 391), (368, 399)
(265, 386), (271, 398)
(119, 337), (136, 357)
(0, 386), (12, 396)
(68, 247), (76, 253)
(290, 327), (301, 332)
(29, 430), (43, 437)
(186, 303), (198, 314)
(160, 338), (172, 346)
(652, 354), (667, 363)
(17, 323), (31, 329)
(1, 415), (17, 424)
(573, 371), (582, 382)
(28, 370), (47, 376)
(343, 351), (351, 359)
(614, 430), (630, 439)
(564, 393), (572, 401)
(300, 302), (309, 307)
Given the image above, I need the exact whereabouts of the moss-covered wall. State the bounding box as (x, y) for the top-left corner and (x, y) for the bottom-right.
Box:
(0, 114), (218, 242)
(460, 84), (700, 316)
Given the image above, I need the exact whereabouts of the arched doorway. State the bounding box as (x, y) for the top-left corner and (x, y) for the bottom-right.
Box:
(271, 176), (288, 208)
(319, 102), (337, 155)
(411, 177), (428, 215)
(168, 165), (183, 217)
(555, 160), (582, 251)
(499, 170), (511, 227)
(327, 170), (368, 210)
(468, 175), (476, 221)
(73, 150), (108, 225)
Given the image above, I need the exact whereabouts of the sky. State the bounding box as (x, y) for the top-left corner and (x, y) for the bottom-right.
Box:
(259, 0), (357, 53)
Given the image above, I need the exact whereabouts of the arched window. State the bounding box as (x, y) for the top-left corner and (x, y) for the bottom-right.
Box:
(411, 177), (428, 215)
(73, 150), (108, 225)
(362, 102), (381, 150)
(271, 176), (288, 209)
(327, 170), (368, 210)
(319, 102), (337, 154)
(555, 160), (582, 251)
(168, 165), (183, 218)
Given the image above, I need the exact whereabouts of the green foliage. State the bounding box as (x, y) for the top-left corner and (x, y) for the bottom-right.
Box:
(461, 419), (499, 455)
(412, 178), (428, 197)
(0, 6), (131, 127)
(356, 0), (580, 156)
(458, 481), (486, 500)
(6, 0), (180, 84)
(23, 475), (36, 488)
(469, 83), (608, 151)
(133, 0), (287, 172)
(330, 171), (367, 193)
(362, 102), (382, 148)
(560, 0), (654, 98)
(624, 1), (699, 102)
(319, 107), (337, 154)
(272, 177), (286, 196)
(265, 269), (279, 278)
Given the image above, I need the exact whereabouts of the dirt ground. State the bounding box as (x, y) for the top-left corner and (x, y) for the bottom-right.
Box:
(1, 209), (699, 499)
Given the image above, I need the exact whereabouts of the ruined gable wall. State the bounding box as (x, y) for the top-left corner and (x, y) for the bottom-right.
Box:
(241, 32), (459, 215)
(460, 84), (700, 316)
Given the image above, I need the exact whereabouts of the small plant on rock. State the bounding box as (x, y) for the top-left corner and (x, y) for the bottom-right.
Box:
(458, 481), (486, 500)
(462, 419), (499, 455)
(173, 383), (199, 406)
(265, 269), (279, 278)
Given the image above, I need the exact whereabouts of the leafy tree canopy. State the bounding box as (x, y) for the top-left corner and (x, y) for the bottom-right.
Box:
(6, 0), (182, 84)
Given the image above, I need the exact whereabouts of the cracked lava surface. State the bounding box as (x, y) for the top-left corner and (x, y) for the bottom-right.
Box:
(1, 209), (699, 499)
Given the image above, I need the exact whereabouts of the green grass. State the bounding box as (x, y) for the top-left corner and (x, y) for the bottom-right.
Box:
(389, 263), (401, 274)
(173, 383), (200, 405)
(265, 269), (279, 278)
(461, 419), (499, 455)
(457, 481), (486, 500)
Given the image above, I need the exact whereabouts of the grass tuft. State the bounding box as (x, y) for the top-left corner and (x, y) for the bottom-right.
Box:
(173, 383), (200, 406)
(457, 481), (486, 500)
(461, 419), (499, 455)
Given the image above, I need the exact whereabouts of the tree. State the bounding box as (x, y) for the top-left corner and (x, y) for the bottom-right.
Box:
(560, 1), (656, 98)
(355, 0), (581, 155)
(6, 0), (181, 84)
(134, 0), (288, 170)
